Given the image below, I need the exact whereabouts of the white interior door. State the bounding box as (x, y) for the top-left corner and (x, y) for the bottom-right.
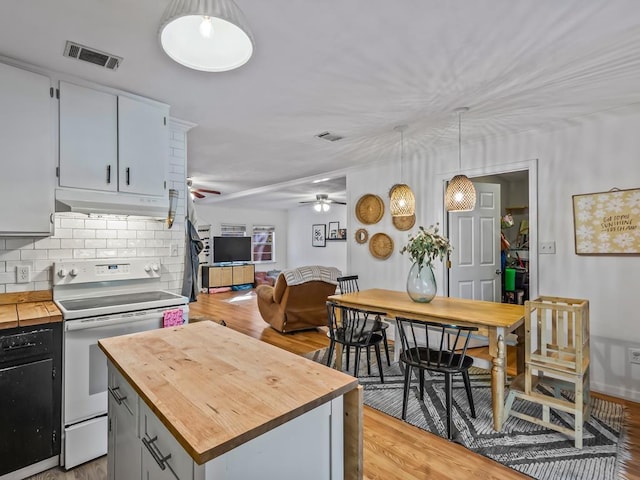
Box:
(448, 182), (501, 301)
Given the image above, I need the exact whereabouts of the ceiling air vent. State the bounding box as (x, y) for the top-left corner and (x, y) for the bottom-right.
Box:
(63, 41), (123, 71)
(315, 131), (344, 142)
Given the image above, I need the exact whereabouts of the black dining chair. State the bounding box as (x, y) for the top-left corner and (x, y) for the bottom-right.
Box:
(337, 275), (391, 366)
(326, 302), (386, 383)
(395, 317), (478, 440)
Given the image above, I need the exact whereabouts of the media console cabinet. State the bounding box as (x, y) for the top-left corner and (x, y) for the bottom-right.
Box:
(201, 264), (255, 288)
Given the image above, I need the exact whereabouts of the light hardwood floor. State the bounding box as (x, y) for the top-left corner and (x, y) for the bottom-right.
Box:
(34, 289), (639, 479)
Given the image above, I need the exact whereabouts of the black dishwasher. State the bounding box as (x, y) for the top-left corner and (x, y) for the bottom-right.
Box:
(0, 322), (62, 476)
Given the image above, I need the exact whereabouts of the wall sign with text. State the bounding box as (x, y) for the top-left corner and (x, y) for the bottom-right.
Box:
(572, 188), (640, 255)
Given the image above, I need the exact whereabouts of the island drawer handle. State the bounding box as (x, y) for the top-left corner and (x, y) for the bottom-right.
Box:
(142, 435), (172, 472)
(108, 386), (133, 415)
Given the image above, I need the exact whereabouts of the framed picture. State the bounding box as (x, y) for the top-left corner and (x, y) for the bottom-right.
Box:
(312, 224), (326, 247)
(572, 187), (640, 255)
(337, 228), (347, 240)
(328, 222), (339, 239)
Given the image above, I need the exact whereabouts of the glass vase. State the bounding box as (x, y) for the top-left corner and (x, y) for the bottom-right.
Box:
(406, 262), (437, 303)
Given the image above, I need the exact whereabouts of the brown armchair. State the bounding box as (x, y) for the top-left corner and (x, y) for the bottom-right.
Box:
(256, 266), (341, 333)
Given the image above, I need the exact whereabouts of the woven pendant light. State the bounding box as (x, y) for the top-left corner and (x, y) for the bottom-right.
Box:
(390, 125), (416, 217)
(445, 108), (476, 212)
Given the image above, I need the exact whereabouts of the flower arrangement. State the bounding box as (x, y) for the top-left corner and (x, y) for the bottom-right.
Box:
(400, 223), (452, 268)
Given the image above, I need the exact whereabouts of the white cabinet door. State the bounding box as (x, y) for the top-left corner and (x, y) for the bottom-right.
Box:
(107, 363), (141, 480)
(0, 62), (54, 235)
(118, 96), (169, 197)
(59, 81), (117, 192)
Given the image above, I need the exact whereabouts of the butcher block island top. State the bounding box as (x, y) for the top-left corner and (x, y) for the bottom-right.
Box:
(98, 321), (359, 466)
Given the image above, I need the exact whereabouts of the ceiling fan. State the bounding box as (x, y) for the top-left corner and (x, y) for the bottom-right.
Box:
(299, 194), (346, 212)
(187, 179), (220, 199)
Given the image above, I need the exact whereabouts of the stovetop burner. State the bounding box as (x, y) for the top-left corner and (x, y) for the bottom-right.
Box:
(57, 291), (184, 312)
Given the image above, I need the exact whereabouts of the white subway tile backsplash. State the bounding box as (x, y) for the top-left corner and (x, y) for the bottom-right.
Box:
(61, 239), (85, 249)
(34, 281), (50, 291)
(34, 238), (61, 250)
(107, 220), (128, 230)
(0, 250), (21, 261)
(85, 239), (107, 249)
(107, 239), (127, 249)
(0, 261), (4, 272)
(52, 228), (73, 239)
(118, 248), (136, 257)
(155, 231), (171, 240)
(73, 229), (96, 239)
(137, 231), (154, 239)
(20, 250), (49, 260)
(146, 239), (165, 248)
(48, 249), (73, 261)
(0, 272), (15, 283)
(84, 219), (107, 229)
(127, 221), (147, 230)
(138, 248), (157, 257)
(6, 238), (34, 250)
(118, 230), (137, 239)
(60, 218), (86, 229)
(73, 249), (96, 259)
(127, 239), (146, 248)
(6, 283), (31, 293)
(96, 249), (118, 258)
(96, 229), (118, 239)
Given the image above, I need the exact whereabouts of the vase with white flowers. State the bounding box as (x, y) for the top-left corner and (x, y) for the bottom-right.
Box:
(400, 223), (452, 303)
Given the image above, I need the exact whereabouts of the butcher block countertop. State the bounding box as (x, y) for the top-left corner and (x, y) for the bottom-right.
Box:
(0, 291), (62, 330)
(99, 321), (359, 465)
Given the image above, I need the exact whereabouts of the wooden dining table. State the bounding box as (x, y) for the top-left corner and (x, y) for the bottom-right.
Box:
(327, 288), (526, 431)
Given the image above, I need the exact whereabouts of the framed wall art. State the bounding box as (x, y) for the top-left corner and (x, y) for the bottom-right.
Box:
(328, 221), (340, 239)
(312, 224), (326, 247)
(572, 187), (640, 255)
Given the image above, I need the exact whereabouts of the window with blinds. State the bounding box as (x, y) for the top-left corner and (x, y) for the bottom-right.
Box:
(252, 225), (275, 263)
(220, 224), (247, 237)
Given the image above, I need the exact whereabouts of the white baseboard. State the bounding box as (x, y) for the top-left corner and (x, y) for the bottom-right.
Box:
(591, 381), (640, 403)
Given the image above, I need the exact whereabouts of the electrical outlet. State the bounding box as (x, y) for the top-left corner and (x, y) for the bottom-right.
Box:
(170, 243), (179, 256)
(540, 241), (556, 254)
(630, 348), (640, 365)
(16, 265), (31, 283)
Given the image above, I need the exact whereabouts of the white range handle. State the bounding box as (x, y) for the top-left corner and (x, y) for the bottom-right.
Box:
(65, 308), (185, 332)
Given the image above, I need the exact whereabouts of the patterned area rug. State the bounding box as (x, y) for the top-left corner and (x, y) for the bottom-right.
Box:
(304, 348), (630, 480)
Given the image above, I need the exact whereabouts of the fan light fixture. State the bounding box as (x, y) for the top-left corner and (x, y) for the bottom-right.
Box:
(445, 107), (477, 212)
(159, 0), (254, 72)
(390, 125), (415, 217)
(314, 194), (331, 212)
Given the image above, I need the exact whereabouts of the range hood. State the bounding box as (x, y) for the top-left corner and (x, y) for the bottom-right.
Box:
(55, 189), (169, 218)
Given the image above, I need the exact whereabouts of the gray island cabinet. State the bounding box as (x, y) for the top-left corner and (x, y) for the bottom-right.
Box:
(99, 321), (362, 480)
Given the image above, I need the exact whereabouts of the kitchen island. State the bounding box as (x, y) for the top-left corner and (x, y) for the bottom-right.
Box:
(98, 321), (362, 480)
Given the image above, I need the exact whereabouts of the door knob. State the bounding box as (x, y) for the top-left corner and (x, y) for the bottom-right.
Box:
(495, 269), (502, 275)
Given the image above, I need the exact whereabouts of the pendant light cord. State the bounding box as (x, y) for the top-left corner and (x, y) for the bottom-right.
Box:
(458, 110), (462, 171)
(400, 128), (404, 182)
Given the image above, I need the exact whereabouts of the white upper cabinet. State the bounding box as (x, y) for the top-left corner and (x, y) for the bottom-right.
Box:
(118, 96), (169, 197)
(58, 82), (169, 197)
(59, 81), (118, 192)
(0, 62), (54, 236)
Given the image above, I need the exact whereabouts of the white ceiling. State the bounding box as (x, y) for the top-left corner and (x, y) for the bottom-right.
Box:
(2, 0), (640, 208)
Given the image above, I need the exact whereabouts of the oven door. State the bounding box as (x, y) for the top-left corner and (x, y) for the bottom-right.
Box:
(63, 307), (186, 426)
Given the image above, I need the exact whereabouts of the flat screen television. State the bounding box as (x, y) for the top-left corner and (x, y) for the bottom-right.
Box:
(212, 236), (252, 264)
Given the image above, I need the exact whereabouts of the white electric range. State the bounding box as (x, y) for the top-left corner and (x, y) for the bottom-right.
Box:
(53, 259), (189, 469)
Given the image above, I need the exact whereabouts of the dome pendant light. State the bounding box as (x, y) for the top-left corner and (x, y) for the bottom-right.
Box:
(445, 107), (477, 212)
(159, 0), (254, 72)
(390, 125), (416, 217)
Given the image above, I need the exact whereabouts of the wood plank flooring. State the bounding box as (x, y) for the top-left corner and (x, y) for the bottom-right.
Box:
(33, 289), (639, 479)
